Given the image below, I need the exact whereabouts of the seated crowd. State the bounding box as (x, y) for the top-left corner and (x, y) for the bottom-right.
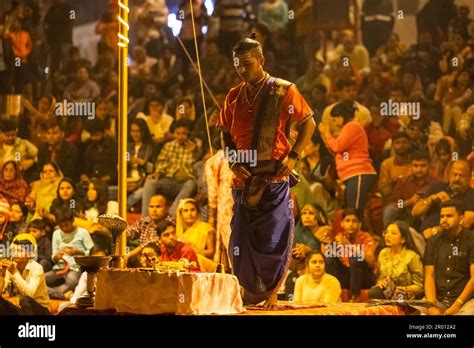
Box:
(0, 0), (474, 316)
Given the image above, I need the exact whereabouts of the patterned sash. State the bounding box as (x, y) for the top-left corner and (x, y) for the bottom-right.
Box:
(242, 77), (292, 208)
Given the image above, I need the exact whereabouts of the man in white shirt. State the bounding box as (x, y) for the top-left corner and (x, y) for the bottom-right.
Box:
(0, 233), (50, 315)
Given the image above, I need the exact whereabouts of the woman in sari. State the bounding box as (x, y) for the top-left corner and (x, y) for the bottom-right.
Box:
(0, 161), (30, 206)
(293, 204), (332, 260)
(27, 162), (63, 221)
(176, 198), (216, 272)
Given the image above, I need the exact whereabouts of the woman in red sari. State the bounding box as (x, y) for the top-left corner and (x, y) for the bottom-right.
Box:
(0, 161), (29, 206)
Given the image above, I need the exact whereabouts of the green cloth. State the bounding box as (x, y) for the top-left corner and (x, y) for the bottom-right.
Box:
(293, 223), (321, 250)
(377, 247), (424, 296)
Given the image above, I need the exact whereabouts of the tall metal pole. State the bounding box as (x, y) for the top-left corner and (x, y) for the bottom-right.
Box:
(116, 0), (129, 266)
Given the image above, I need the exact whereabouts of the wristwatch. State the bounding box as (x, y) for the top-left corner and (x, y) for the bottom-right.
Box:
(288, 149), (299, 160)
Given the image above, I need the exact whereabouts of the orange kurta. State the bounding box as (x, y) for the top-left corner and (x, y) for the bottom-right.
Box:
(219, 80), (313, 161)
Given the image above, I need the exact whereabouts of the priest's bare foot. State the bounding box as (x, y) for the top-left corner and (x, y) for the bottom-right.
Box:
(263, 293), (278, 308)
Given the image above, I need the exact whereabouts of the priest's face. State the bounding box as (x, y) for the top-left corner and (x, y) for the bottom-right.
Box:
(233, 52), (265, 84)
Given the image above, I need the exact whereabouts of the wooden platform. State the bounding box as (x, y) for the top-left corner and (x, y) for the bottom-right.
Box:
(54, 301), (413, 316)
(239, 302), (412, 315)
(3, 295), (413, 316)
(4, 293), (416, 316)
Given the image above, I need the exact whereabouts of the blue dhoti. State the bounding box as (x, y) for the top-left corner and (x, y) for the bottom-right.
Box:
(229, 180), (295, 304)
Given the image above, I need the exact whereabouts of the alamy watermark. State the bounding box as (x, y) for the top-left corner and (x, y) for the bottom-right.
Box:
(0, 241), (37, 260)
(224, 146), (257, 167)
(380, 99), (420, 120)
(18, 322), (55, 341)
(55, 100), (96, 119)
(325, 242), (365, 261)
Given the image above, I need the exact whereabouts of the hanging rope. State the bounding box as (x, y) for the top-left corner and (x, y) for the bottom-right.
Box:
(188, 1), (235, 270)
(188, 0), (214, 157)
(176, 35), (221, 110)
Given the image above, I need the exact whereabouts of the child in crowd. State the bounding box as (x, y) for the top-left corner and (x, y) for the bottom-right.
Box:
(45, 207), (94, 300)
(325, 208), (377, 302)
(28, 219), (53, 272)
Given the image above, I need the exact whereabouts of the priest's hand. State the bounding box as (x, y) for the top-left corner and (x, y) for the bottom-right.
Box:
(231, 164), (251, 181)
(276, 157), (296, 177)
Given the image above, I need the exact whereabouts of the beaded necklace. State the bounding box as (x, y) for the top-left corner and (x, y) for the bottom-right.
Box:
(243, 72), (269, 114)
